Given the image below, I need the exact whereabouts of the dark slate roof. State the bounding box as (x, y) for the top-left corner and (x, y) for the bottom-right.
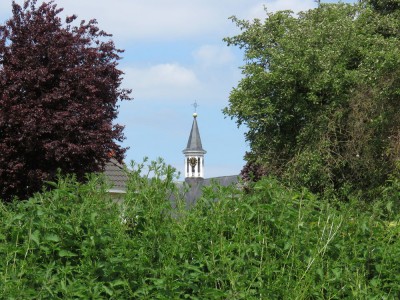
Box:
(103, 158), (128, 192)
(183, 115), (206, 154)
(202, 175), (240, 187)
(181, 175), (240, 206)
(102, 158), (240, 206)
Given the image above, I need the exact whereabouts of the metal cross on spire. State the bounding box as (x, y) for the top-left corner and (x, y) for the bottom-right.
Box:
(192, 100), (199, 113)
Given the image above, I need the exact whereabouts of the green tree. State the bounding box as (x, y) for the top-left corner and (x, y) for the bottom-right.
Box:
(224, 2), (400, 198)
(368, 0), (400, 15)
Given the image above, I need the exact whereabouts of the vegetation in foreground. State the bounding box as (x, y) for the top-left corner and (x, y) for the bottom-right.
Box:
(1, 160), (400, 299)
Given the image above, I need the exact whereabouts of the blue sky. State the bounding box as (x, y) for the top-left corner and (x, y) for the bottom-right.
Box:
(1, 0), (355, 180)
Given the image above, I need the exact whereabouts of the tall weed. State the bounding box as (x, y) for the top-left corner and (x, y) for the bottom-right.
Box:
(1, 160), (400, 299)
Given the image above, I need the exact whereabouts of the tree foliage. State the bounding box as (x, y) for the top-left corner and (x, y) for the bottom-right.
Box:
(368, 0), (400, 14)
(0, 0), (131, 201)
(224, 1), (400, 198)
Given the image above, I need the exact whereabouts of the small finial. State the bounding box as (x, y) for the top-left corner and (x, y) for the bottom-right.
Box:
(193, 112), (197, 118)
(192, 100), (199, 113)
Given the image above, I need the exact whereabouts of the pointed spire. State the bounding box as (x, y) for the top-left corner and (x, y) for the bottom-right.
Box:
(183, 113), (206, 154)
(183, 111), (206, 179)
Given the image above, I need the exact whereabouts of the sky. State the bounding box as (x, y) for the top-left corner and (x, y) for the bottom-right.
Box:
(0, 0), (355, 180)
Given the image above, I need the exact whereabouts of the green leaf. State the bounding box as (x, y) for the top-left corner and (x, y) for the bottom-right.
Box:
(30, 230), (40, 245)
(45, 233), (60, 242)
(90, 212), (98, 223)
(370, 278), (381, 287)
(12, 213), (24, 221)
(103, 285), (113, 296)
(59, 250), (77, 257)
(332, 268), (342, 279)
(111, 280), (127, 288)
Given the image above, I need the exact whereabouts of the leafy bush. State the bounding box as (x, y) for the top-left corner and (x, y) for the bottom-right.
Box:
(0, 174), (131, 298)
(1, 160), (400, 299)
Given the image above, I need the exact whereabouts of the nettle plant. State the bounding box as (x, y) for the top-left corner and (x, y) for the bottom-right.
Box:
(1, 159), (400, 299)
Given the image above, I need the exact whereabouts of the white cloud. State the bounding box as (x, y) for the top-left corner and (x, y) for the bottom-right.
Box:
(193, 45), (235, 67)
(122, 63), (200, 100)
(2, 1), (317, 42)
(36, 0), (222, 41)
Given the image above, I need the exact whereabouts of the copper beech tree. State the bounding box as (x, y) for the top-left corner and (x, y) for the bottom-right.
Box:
(0, 0), (132, 201)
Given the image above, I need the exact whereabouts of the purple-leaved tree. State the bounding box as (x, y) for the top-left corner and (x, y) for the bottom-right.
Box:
(0, 0), (132, 201)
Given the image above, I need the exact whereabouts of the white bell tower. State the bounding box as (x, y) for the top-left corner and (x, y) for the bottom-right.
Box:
(183, 112), (206, 179)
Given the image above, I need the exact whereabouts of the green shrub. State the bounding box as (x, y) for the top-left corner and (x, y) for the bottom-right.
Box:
(1, 160), (400, 299)
(0, 174), (132, 299)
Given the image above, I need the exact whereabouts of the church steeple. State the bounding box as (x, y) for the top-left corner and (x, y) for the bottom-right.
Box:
(183, 112), (206, 179)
